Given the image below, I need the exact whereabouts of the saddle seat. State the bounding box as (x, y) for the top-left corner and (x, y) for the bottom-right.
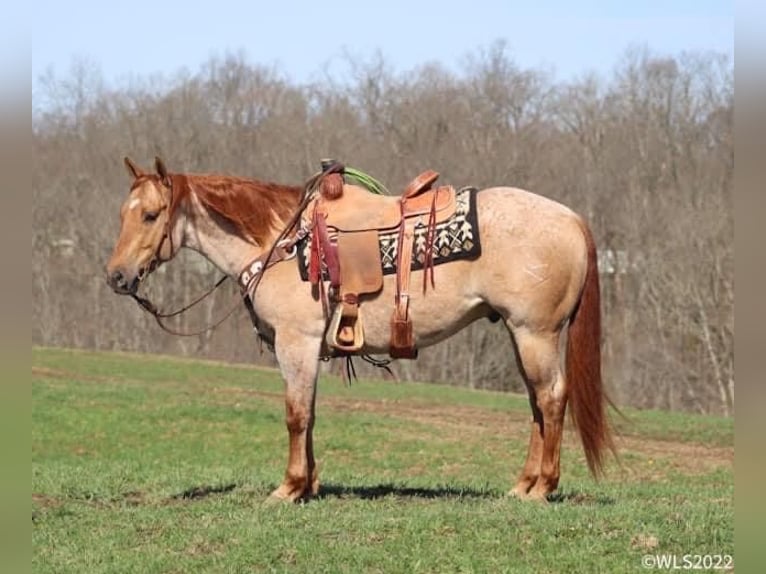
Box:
(314, 180), (457, 232)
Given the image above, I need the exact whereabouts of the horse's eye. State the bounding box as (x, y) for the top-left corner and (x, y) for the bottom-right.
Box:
(143, 211), (160, 223)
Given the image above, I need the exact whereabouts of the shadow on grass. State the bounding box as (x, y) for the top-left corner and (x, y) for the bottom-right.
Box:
(161, 483), (615, 506)
(317, 482), (498, 500)
(170, 483), (237, 500)
(547, 490), (616, 505)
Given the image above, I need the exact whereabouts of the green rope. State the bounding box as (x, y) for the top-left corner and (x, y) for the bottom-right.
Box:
(343, 166), (390, 196)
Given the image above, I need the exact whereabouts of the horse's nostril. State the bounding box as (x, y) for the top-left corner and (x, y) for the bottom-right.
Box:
(109, 270), (125, 288)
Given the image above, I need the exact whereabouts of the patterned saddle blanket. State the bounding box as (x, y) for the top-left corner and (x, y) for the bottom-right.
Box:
(297, 186), (481, 280)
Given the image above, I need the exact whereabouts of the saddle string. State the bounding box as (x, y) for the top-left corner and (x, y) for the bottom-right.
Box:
(333, 354), (396, 385)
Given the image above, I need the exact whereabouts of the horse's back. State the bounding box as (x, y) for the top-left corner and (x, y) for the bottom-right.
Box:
(478, 186), (582, 224)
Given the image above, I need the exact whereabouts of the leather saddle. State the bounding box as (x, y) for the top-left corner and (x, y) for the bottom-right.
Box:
(306, 169), (457, 358)
(317, 173), (456, 232)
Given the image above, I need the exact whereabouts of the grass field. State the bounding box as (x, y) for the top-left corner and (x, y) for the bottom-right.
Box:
(32, 347), (734, 573)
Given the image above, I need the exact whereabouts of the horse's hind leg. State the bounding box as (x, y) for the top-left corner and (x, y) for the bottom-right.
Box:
(269, 330), (322, 502)
(509, 326), (567, 501)
(510, 390), (544, 497)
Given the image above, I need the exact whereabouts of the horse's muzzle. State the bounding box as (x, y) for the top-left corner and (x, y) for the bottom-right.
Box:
(107, 268), (139, 295)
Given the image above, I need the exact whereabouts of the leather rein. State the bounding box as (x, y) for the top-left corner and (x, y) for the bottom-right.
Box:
(129, 172), (318, 337)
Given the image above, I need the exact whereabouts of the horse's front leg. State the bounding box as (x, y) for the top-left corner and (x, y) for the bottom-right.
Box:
(269, 329), (322, 503)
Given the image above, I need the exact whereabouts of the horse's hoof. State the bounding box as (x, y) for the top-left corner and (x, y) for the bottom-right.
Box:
(509, 482), (552, 502)
(508, 480), (535, 499)
(265, 487), (298, 505)
(264, 492), (289, 505)
(525, 489), (552, 503)
(266, 485), (314, 505)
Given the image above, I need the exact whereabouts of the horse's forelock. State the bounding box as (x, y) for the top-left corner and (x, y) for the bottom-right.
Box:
(129, 174), (160, 193)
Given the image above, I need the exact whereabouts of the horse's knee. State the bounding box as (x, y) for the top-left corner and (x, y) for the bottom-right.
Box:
(285, 401), (309, 433)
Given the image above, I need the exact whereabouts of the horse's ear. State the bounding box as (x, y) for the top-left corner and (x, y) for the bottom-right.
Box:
(124, 156), (144, 180)
(154, 156), (171, 187)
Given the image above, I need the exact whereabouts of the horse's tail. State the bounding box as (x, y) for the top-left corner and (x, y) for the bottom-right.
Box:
(566, 219), (616, 477)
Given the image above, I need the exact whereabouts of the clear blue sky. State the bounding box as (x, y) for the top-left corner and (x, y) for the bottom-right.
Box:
(32, 0), (733, 86)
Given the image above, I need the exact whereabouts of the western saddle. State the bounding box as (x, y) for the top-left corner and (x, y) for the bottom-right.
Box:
(305, 162), (457, 359)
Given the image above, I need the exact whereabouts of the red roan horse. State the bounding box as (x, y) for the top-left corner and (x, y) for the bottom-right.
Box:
(106, 157), (615, 502)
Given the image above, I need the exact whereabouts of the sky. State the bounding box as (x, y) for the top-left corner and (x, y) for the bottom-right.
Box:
(31, 0), (734, 88)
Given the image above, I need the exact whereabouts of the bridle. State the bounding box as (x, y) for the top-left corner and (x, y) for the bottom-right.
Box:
(128, 173), (235, 336)
(128, 170), (319, 337)
(139, 175), (176, 280)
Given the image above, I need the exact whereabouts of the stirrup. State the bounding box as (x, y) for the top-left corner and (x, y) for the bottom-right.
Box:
(327, 306), (364, 352)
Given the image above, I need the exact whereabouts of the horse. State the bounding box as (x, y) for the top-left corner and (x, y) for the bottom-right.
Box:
(105, 156), (615, 502)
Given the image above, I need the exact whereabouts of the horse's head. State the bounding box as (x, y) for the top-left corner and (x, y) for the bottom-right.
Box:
(106, 156), (180, 294)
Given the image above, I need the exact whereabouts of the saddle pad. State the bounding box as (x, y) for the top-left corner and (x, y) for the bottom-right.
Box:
(297, 186), (481, 281)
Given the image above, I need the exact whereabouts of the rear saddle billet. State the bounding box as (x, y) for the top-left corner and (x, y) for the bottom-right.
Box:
(305, 166), (457, 359)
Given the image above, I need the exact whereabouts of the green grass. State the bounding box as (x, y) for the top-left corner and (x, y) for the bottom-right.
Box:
(33, 347), (734, 573)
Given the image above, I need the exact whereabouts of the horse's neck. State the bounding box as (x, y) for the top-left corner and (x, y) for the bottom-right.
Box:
(179, 196), (268, 278)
